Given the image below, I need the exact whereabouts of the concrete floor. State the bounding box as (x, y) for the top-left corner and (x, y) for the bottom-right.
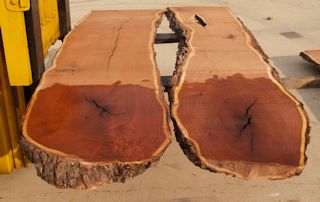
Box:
(1, 0), (320, 201)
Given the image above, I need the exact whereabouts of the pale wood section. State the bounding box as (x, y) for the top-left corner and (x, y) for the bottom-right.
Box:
(171, 7), (268, 82)
(41, 10), (162, 89)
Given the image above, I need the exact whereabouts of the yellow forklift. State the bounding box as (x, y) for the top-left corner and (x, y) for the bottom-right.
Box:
(0, 0), (70, 173)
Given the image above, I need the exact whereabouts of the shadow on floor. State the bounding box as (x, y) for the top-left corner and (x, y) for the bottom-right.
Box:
(297, 88), (320, 122)
(270, 55), (320, 78)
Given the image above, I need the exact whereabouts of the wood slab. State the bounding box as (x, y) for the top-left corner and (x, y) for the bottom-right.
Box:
(282, 76), (320, 89)
(300, 50), (320, 66)
(21, 10), (171, 189)
(166, 7), (309, 179)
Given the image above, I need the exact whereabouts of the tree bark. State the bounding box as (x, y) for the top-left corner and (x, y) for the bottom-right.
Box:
(21, 10), (171, 189)
(166, 7), (309, 179)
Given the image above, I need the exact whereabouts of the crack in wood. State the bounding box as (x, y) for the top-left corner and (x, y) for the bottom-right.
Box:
(107, 34), (120, 71)
(107, 18), (132, 71)
(244, 99), (257, 118)
(194, 14), (207, 27)
(240, 117), (252, 135)
(84, 96), (124, 117)
(240, 99), (257, 151)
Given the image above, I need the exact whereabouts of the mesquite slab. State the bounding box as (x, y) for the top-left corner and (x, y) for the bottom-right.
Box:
(167, 7), (309, 179)
(21, 10), (171, 189)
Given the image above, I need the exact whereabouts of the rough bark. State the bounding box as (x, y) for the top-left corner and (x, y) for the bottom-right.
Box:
(166, 7), (309, 180)
(21, 10), (171, 189)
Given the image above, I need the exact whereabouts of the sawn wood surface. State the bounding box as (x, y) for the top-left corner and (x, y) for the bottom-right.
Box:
(167, 7), (309, 179)
(21, 10), (171, 189)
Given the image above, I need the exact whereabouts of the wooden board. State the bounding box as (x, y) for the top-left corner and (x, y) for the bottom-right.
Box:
(282, 76), (320, 89)
(21, 10), (171, 189)
(300, 50), (320, 66)
(166, 7), (309, 179)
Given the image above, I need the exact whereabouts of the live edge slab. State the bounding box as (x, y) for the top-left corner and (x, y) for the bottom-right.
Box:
(21, 7), (310, 189)
(166, 7), (309, 179)
(21, 10), (171, 189)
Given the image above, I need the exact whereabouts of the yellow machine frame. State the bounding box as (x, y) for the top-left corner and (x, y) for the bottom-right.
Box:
(38, 0), (60, 56)
(0, 0), (32, 86)
(0, 0), (63, 173)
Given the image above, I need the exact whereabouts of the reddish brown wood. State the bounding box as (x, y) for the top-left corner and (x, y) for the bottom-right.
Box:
(167, 7), (309, 179)
(300, 50), (320, 66)
(21, 10), (171, 189)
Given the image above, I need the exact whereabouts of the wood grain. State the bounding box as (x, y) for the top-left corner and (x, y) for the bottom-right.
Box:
(167, 7), (309, 179)
(21, 10), (171, 189)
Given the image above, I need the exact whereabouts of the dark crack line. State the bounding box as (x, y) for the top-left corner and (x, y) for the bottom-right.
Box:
(107, 18), (132, 71)
(194, 14), (207, 27)
(240, 117), (255, 151)
(249, 128), (254, 151)
(240, 99), (257, 150)
(240, 117), (252, 135)
(107, 33), (120, 71)
(84, 96), (124, 117)
(244, 99), (257, 118)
